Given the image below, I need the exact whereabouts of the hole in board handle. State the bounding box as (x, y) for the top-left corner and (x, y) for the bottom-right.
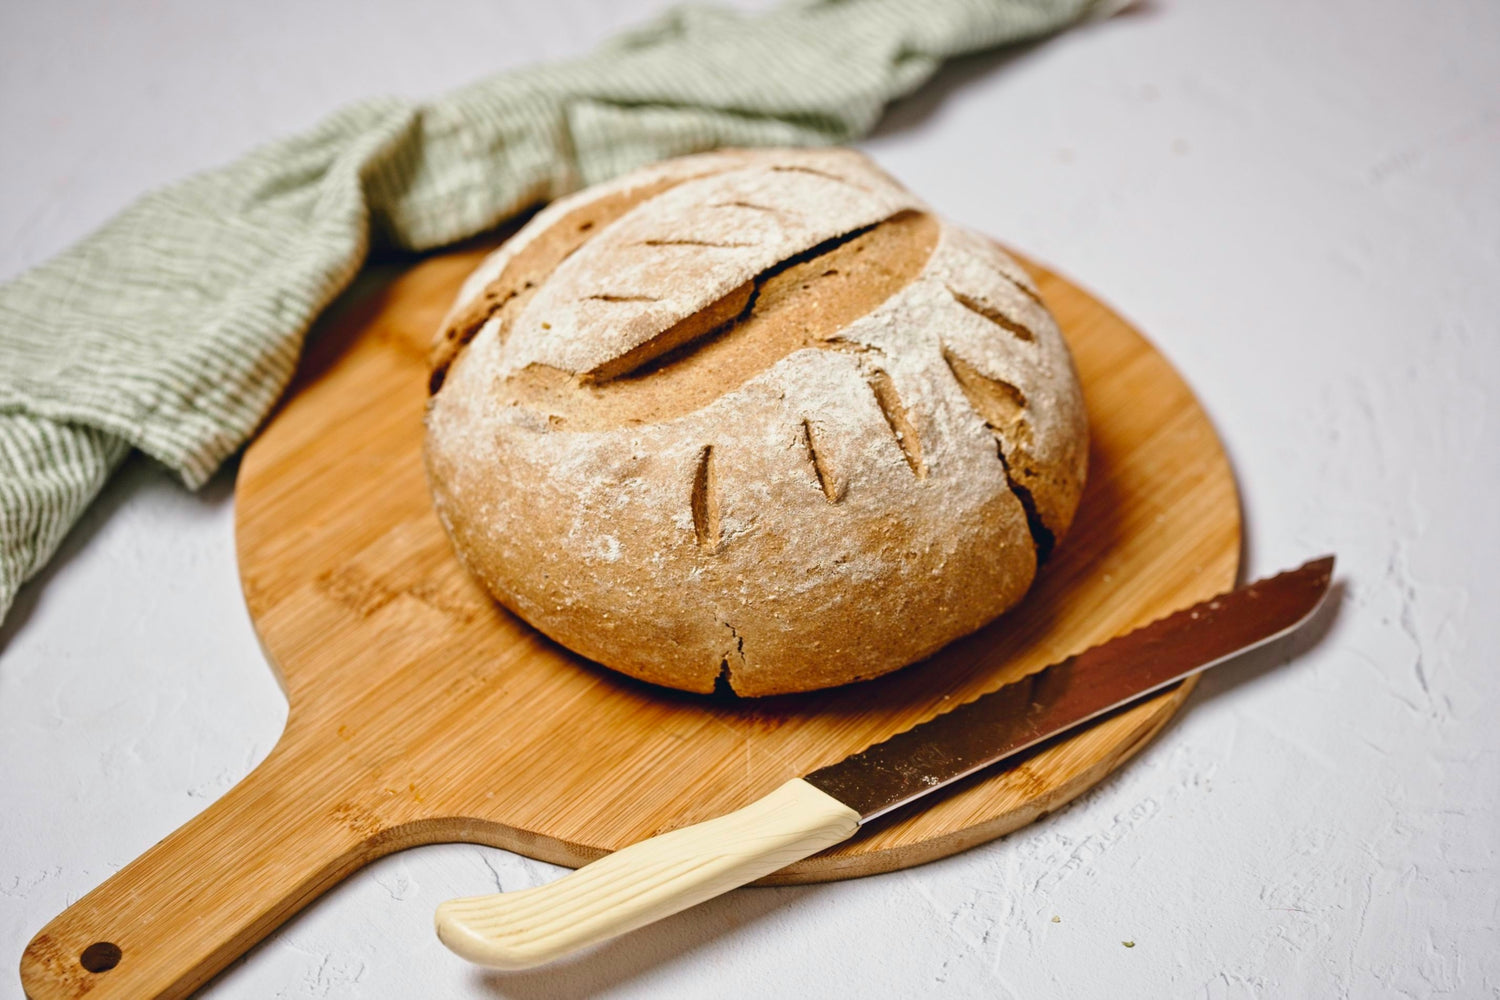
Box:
(79, 941), (122, 973)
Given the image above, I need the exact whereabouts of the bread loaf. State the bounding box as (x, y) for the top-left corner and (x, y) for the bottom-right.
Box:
(424, 148), (1087, 696)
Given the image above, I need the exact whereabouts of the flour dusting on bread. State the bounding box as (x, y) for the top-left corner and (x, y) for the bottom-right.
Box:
(425, 148), (1087, 696)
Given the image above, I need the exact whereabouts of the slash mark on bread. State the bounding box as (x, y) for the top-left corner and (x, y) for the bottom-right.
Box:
(635, 239), (756, 248)
(940, 345), (1031, 450)
(769, 164), (865, 190)
(947, 286), (1036, 342)
(802, 419), (843, 502)
(691, 445), (722, 551)
(709, 200), (784, 216)
(996, 267), (1045, 308)
(866, 370), (926, 479)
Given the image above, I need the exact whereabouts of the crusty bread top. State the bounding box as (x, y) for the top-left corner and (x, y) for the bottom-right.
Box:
(425, 148), (1087, 695)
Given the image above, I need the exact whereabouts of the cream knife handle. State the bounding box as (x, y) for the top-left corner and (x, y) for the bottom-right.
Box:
(435, 778), (859, 969)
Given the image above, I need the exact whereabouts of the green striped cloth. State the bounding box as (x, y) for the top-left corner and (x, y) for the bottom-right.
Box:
(0, 0), (1106, 624)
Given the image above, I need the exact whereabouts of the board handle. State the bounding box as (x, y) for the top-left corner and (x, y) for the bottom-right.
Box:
(19, 735), (373, 1000)
(435, 778), (859, 970)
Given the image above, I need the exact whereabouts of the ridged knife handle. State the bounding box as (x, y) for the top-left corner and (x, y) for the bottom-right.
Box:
(434, 778), (859, 969)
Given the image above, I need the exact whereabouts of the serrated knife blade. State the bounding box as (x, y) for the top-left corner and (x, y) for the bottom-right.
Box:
(437, 555), (1336, 969)
(804, 555), (1336, 820)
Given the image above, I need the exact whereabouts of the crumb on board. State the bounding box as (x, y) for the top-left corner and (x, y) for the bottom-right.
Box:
(1123, 940), (1136, 948)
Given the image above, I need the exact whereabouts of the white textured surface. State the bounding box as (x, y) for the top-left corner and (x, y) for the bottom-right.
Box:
(2, 0), (1497, 996)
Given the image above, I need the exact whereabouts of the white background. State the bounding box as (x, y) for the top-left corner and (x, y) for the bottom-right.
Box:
(3, 1), (1497, 996)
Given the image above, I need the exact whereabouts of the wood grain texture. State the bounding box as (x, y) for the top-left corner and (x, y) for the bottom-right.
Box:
(20, 237), (1239, 999)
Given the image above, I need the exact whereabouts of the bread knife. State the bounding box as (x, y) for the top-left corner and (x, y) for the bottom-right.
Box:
(435, 555), (1335, 969)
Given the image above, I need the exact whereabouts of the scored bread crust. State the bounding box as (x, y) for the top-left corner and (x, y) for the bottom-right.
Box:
(424, 148), (1088, 696)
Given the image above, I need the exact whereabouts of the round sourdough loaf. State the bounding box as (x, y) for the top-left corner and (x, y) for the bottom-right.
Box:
(424, 148), (1087, 696)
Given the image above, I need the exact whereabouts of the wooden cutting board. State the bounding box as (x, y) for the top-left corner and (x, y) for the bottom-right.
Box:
(22, 238), (1239, 999)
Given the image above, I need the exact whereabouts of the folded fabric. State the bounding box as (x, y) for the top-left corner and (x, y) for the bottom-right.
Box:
(0, 0), (1105, 624)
